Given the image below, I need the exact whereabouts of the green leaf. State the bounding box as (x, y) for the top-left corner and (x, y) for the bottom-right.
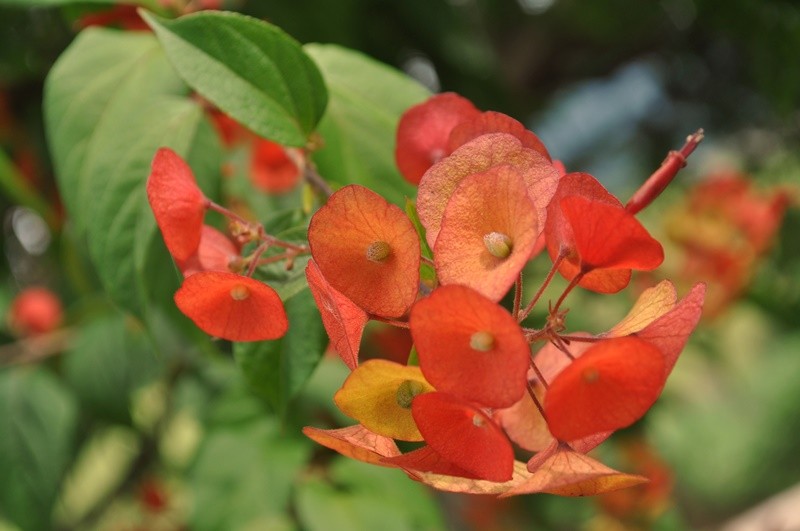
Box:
(44, 28), (221, 316)
(0, 368), (78, 531)
(234, 287), (327, 414)
(142, 10), (327, 147)
(64, 311), (164, 424)
(190, 418), (310, 531)
(304, 44), (430, 206)
(296, 458), (444, 531)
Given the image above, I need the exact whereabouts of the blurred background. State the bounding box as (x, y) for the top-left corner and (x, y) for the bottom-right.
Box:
(1, 0), (798, 529)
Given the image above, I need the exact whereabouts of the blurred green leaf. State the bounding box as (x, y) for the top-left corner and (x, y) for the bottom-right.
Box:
(44, 28), (221, 317)
(143, 10), (328, 147)
(63, 312), (164, 424)
(296, 458), (444, 531)
(190, 417), (311, 531)
(0, 368), (78, 531)
(304, 44), (429, 206)
(234, 288), (327, 414)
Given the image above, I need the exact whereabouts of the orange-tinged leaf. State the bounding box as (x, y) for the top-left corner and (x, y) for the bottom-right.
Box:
(410, 460), (532, 495)
(544, 337), (665, 441)
(501, 445), (649, 497)
(560, 196), (664, 273)
(417, 132), (557, 250)
(410, 285), (529, 408)
(395, 92), (480, 185)
(412, 392), (515, 482)
(178, 225), (239, 277)
(174, 271), (287, 341)
(434, 165), (538, 302)
(302, 425), (401, 466)
(494, 383), (553, 452)
(447, 111), (551, 161)
(635, 282), (706, 376)
(146, 147), (208, 261)
(334, 359), (434, 441)
(308, 185), (420, 318)
(305, 259), (367, 369)
(606, 280), (678, 338)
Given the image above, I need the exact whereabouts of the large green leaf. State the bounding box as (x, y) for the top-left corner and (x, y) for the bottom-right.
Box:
(143, 10), (328, 147)
(234, 288), (327, 414)
(0, 368), (78, 531)
(44, 28), (221, 316)
(304, 44), (430, 206)
(63, 312), (164, 424)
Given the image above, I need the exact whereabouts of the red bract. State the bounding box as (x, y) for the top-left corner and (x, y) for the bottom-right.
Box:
(384, 445), (480, 479)
(560, 196), (664, 274)
(395, 92), (480, 185)
(250, 138), (301, 194)
(411, 392), (515, 482)
(8, 287), (63, 337)
(447, 111), (551, 161)
(544, 337), (666, 441)
(417, 132), (558, 249)
(434, 165), (539, 302)
(146, 148), (208, 262)
(178, 225), (240, 277)
(410, 285), (529, 408)
(308, 185), (420, 318)
(305, 259), (367, 369)
(174, 271), (287, 341)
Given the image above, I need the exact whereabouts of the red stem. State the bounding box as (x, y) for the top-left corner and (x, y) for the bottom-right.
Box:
(518, 252), (565, 322)
(625, 128), (704, 215)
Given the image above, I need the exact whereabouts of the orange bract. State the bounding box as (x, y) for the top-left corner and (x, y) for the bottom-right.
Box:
(302, 425), (400, 467)
(305, 259), (367, 369)
(410, 285), (529, 408)
(447, 111), (551, 161)
(178, 225), (239, 277)
(417, 132), (558, 250)
(434, 165), (538, 302)
(544, 337), (666, 441)
(394, 92), (480, 185)
(412, 392), (515, 482)
(146, 148), (208, 261)
(174, 271), (287, 341)
(250, 138), (301, 194)
(308, 185), (420, 318)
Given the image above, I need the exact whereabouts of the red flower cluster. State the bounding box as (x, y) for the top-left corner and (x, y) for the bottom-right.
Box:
(146, 147), (296, 342)
(304, 93), (707, 496)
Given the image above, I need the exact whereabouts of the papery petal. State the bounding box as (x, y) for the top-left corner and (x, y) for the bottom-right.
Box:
(447, 110), (551, 161)
(334, 360), (434, 441)
(174, 271), (287, 341)
(434, 165), (538, 301)
(383, 446), (480, 479)
(544, 337), (665, 441)
(178, 225), (239, 277)
(146, 148), (207, 261)
(308, 185), (420, 317)
(395, 92), (480, 185)
(410, 285), (529, 408)
(417, 133), (557, 250)
(408, 460), (531, 495)
(412, 392), (515, 482)
(606, 280), (678, 337)
(306, 259), (367, 369)
(501, 445), (649, 497)
(302, 425), (400, 466)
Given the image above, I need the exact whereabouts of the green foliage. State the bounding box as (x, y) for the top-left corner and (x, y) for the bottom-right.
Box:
(0, 369), (78, 531)
(306, 44), (429, 205)
(143, 10), (328, 147)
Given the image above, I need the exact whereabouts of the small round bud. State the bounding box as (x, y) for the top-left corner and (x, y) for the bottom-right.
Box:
(469, 330), (495, 352)
(472, 414), (485, 427)
(483, 231), (513, 258)
(396, 379), (426, 409)
(230, 284), (250, 301)
(365, 240), (392, 262)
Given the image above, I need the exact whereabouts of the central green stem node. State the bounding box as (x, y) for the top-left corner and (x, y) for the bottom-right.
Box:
(230, 284), (250, 301)
(366, 241), (392, 262)
(396, 379), (425, 409)
(470, 330), (495, 352)
(483, 231), (513, 258)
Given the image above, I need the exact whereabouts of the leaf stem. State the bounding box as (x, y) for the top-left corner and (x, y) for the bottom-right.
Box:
(518, 252), (565, 323)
